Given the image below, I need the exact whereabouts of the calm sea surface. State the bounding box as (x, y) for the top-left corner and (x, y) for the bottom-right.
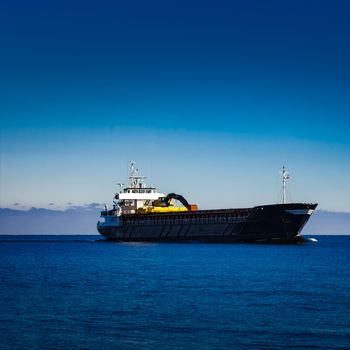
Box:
(0, 235), (349, 349)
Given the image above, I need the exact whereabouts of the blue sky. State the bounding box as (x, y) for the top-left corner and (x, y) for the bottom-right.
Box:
(0, 0), (349, 211)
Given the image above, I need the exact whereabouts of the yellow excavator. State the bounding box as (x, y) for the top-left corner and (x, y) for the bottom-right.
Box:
(137, 193), (198, 214)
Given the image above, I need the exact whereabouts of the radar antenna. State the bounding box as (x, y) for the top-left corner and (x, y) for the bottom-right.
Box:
(280, 165), (290, 204)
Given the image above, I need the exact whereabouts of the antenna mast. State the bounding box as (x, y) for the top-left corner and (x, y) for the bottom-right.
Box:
(280, 165), (290, 204)
(128, 161), (146, 188)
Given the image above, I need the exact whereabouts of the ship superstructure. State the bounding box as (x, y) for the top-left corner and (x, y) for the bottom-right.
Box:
(97, 162), (317, 243)
(114, 161), (165, 215)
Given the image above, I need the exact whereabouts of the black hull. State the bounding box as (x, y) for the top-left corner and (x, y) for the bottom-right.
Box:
(97, 203), (317, 243)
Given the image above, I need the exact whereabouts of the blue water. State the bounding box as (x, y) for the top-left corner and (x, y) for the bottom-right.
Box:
(0, 235), (349, 349)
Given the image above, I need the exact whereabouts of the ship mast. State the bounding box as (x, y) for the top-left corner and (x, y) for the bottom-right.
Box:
(280, 165), (290, 204)
(128, 161), (146, 189)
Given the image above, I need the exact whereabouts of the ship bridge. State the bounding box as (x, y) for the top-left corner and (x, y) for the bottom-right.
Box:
(115, 161), (164, 214)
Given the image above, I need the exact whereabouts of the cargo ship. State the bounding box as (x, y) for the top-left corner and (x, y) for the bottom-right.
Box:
(97, 162), (317, 243)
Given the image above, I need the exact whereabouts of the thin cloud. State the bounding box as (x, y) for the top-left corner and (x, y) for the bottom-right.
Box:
(86, 202), (103, 209)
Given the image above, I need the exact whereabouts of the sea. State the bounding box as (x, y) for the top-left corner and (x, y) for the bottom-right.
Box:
(0, 235), (349, 350)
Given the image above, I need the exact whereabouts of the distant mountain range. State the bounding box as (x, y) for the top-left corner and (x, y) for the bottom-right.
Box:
(305, 210), (350, 235)
(0, 206), (349, 235)
(0, 205), (100, 235)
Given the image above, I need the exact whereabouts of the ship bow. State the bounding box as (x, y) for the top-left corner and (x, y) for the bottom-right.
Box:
(250, 203), (317, 242)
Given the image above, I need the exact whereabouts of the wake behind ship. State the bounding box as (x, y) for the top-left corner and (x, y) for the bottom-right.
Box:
(97, 162), (317, 243)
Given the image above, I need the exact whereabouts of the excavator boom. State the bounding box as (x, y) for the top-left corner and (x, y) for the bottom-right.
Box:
(163, 193), (190, 210)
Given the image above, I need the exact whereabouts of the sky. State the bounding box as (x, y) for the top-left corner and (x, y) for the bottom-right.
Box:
(0, 0), (349, 212)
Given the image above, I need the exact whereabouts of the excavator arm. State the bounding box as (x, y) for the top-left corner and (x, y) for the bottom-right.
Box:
(145, 193), (198, 214)
(163, 193), (190, 210)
